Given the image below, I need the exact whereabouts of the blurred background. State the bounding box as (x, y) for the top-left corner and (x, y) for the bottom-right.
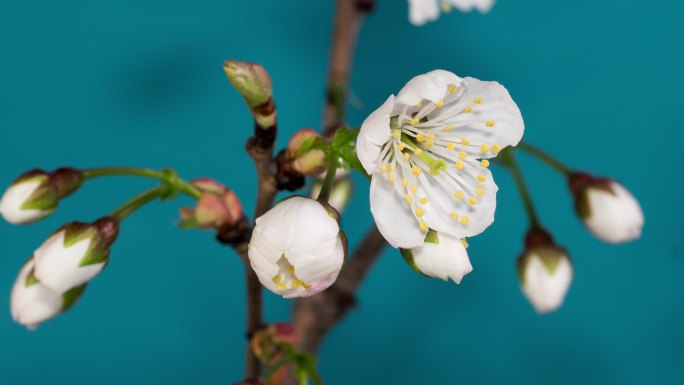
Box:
(0, 0), (681, 384)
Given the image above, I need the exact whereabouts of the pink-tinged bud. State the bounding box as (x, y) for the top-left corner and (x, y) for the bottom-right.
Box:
(291, 150), (327, 176)
(0, 168), (84, 225)
(287, 128), (319, 156)
(180, 179), (244, 229)
(285, 129), (327, 176)
(250, 323), (298, 363)
(569, 172), (644, 244)
(517, 227), (573, 314)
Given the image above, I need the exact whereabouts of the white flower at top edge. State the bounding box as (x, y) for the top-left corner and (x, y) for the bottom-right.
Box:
(357, 70), (524, 249)
(248, 196), (346, 298)
(408, 0), (495, 26)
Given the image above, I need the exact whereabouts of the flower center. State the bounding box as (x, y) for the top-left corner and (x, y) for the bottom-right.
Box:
(376, 85), (501, 232)
(271, 254), (310, 290)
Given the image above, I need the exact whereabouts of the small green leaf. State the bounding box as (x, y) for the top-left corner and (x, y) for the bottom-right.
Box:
(61, 285), (87, 311)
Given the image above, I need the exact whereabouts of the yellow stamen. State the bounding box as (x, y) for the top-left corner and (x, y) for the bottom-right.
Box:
(416, 133), (425, 142)
(477, 175), (486, 183)
(459, 151), (467, 160)
(464, 106), (472, 113)
(486, 120), (495, 127)
(277, 283), (286, 290)
(460, 216), (470, 225)
(461, 239), (469, 248)
(412, 166), (422, 176)
(447, 142), (455, 151)
(415, 208), (425, 217)
(414, 148), (423, 156)
(380, 163), (388, 173)
(419, 221), (429, 231)
(476, 187), (485, 196)
(480, 159), (490, 168)
(443, 125), (453, 132)
(473, 97), (483, 104)
(492, 144), (502, 153)
(480, 144), (490, 152)
(461, 138), (470, 145)
(393, 129), (401, 139)
(403, 153), (410, 161)
(398, 143), (406, 150)
(405, 194), (414, 204)
(468, 197), (477, 205)
(448, 85), (458, 93)
(273, 275), (281, 283)
(454, 191), (464, 199)
(450, 212), (459, 220)
(435, 100), (444, 108)
(402, 178), (409, 188)
(455, 161), (464, 170)
(288, 266), (295, 273)
(411, 184), (417, 193)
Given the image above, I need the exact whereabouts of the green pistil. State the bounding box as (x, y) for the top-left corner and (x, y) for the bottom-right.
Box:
(400, 133), (447, 176)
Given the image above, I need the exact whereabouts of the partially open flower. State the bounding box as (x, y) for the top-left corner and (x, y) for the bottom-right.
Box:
(408, 0), (495, 26)
(11, 258), (86, 330)
(569, 173), (644, 244)
(357, 70), (524, 249)
(400, 230), (473, 284)
(248, 196), (346, 298)
(517, 228), (573, 314)
(33, 217), (119, 295)
(0, 168), (83, 225)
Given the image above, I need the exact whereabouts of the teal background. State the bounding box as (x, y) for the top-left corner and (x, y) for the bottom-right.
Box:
(0, 0), (681, 384)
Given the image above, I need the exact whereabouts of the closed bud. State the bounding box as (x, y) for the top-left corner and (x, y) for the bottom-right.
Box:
(248, 196), (346, 298)
(250, 323), (298, 363)
(223, 60), (272, 109)
(10, 258), (86, 330)
(309, 178), (353, 213)
(569, 173), (644, 244)
(517, 227), (573, 314)
(33, 217), (118, 294)
(400, 230), (473, 284)
(286, 129), (327, 176)
(180, 179), (244, 229)
(0, 168), (84, 224)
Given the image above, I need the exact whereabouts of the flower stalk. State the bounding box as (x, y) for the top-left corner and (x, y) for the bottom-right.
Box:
(517, 141), (572, 176)
(498, 148), (540, 228)
(110, 186), (169, 222)
(316, 163), (338, 203)
(82, 167), (203, 199)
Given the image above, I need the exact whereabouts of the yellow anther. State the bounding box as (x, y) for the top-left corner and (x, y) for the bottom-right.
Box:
(380, 163), (389, 173)
(414, 148), (423, 156)
(273, 275), (281, 283)
(393, 129), (401, 139)
(476, 187), (485, 196)
(291, 279), (300, 288)
(425, 141), (433, 148)
(416, 133), (425, 142)
(415, 208), (425, 217)
(450, 212), (459, 220)
(460, 216), (470, 225)
(477, 175), (486, 183)
(411, 184), (417, 193)
(461, 239), (469, 248)
(454, 191), (464, 199)
(410, 118), (420, 126)
(412, 166), (422, 176)
(447, 142), (455, 151)
(427, 133), (435, 140)
(486, 120), (495, 127)
(419, 197), (429, 204)
(443, 125), (453, 132)
(288, 266), (295, 273)
(405, 194), (414, 204)
(480, 144), (490, 152)
(473, 97), (483, 104)
(416, 101), (423, 108)
(387, 164), (393, 173)
(464, 106), (472, 113)
(402, 178), (409, 188)
(403, 153), (410, 161)
(468, 197), (477, 205)
(448, 85), (458, 93)
(419, 221), (429, 231)
(435, 100), (444, 108)
(398, 143), (406, 150)
(277, 283), (286, 290)
(492, 144), (502, 153)
(459, 151), (467, 160)
(455, 161), (464, 170)
(388, 173), (395, 182)
(480, 159), (490, 168)
(461, 138), (471, 145)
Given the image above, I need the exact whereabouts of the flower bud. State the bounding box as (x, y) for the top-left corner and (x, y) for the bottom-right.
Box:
(309, 178), (353, 213)
(400, 230), (473, 284)
(0, 168), (84, 224)
(286, 129), (327, 176)
(223, 61), (272, 109)
(248, 196), (346, 298)
(251, 323), (298, 363)
(180, 179), (244, 229)
(569, 173), (644, 244)
(517, 227), (573, 314)
(10, 258), (86, 330)
(33, 217), (119, 294)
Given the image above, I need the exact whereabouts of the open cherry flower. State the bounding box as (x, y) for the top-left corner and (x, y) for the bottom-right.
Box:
(357, 70), (524, 248)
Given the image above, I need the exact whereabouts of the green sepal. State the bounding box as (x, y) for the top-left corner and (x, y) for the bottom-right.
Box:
(424, 229), (440, 244)
(25, 267), (40, 287)
(19, 175), (58, 212)
(61, 222), (110, 267)
(178, 217), (200, 229)
(517, 246), (570, 284)
(400, 248), (425, 276)
(61, 285), (87, 312)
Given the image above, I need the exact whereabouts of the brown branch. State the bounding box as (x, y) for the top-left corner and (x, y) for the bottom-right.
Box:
(323, 0), (375, 136)
(292, 226), (386, 353)
(224, 61), (279, 378)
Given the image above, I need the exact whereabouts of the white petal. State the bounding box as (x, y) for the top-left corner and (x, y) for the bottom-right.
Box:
(33, 231), (105, 294)
(0, 180), (52, 224)
(408, 0), (440, 26)
(521, 254), (573, 314)
(451, 0), (495, 13)
(357, 95), (395, 174)
(411, 232), (473, 283)
(10, 259), (63, 329)
(370, 176), (426, 248)
(396, 70), (462, 106)
(584, 181), (644, 243)
(442, 77), (524, 158)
